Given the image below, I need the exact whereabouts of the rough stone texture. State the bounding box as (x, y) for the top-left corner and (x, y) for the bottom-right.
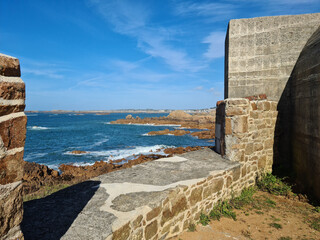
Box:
(0, 54), (21, 77)
(225, 13), (320, 100)
(21, 149), (262, 240)
(216, 98), (278, 174)
(276, 26), (320, 199)
(0, 182), (24, 240)
(0, 151), (24, 185)
(0, 116), (27, 150)
(0, 54), (26, 240)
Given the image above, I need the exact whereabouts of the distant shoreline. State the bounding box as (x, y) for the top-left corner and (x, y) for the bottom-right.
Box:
(25, 108), (215, 114)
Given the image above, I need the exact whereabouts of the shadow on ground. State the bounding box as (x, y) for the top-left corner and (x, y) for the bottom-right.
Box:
(21, 180), (100, 240)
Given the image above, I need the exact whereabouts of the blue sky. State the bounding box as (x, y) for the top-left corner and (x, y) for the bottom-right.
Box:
(1, 0), (319, 110)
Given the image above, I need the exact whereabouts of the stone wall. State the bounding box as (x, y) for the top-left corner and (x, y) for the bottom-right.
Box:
(225, 13), (320, 100)
(0, 53), (26, 239)
(110, 164), (257, 240)
(215, 98), (278, 173)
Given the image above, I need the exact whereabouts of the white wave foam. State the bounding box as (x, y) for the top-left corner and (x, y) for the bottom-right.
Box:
(103, 122), (111, 125)
(90, 137), (109, 148)
(88, 145), (174, 161)
(28, 126), (51, 130)
(26, 114), (38, 117)
(64, 151), (89, 156)
(24, 152), (48, 161)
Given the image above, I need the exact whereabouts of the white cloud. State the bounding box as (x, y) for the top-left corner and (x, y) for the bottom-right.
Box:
(174, 1), (236, 21)
(88, 0), (204, 72)
(194, 86), (203, 90)
(202, 31), (225, 59)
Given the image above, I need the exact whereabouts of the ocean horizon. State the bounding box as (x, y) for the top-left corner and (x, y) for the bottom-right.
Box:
(24, 112), (213, 170)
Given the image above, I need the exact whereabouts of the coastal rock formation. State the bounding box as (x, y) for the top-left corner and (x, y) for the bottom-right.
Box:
(70, 150), (87, 154)
(147, 129), (190, 136)
(111, 110), (215, 130)
(22, 161), (60, 195)
(191, 130), (215, 139)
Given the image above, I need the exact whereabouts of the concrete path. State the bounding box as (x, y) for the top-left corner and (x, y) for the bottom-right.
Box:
(21, 149), (238, 240)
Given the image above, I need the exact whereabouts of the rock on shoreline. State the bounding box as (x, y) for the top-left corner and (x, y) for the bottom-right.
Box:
(22, 146), (209, 197)
(110, 110), (215, 130)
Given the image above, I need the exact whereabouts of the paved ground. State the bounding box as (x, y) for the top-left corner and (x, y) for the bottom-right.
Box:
(21, 149), (239, 240)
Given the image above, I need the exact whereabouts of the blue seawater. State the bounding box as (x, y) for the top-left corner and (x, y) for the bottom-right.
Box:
(24, 113), (213, 169)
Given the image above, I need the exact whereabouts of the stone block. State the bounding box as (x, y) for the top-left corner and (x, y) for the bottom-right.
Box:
(225, 118), (232, 135)
(0, 54), (21, 77)
(232, 166), (241, 181)
(146, 207), (161, 221)
(202, 178), (224, 199)
(245, 143), (254, 155)
(189, 186), (203, 205)
(0, 115), (27, 150)
(0, 182), (23, 239)
(0, 82), (25, 100)
(145, 220), (158, 240)
(233, 116), (248, 133)
(264, 139), (273, 149)
(171, 195), (188, 217)
(258, 155), (267, 169)
(226, 106), (247, 116)
(0, 105), (25, 117)
(0, 150), (24, 184)
(131, 215), (143, 230)
(113, 222), (131, 240)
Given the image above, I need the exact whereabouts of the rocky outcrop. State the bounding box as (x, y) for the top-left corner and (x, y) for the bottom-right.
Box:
(111, 110), (215, 130)
(147, 129), (190, 136)
(69, 150), (87, 154)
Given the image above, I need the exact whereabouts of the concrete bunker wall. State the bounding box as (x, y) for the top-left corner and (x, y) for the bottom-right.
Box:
(280, 26), (320, 199)
(224, 13), (320, 200)
(225, 13), (320, 100)
(0, 54), (26, 239)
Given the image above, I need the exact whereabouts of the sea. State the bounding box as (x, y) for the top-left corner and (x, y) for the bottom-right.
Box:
(24, 112), (213, 170)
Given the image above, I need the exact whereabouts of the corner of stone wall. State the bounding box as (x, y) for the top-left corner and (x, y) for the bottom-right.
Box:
(215, 97), (278, 175)
(0, 53), (26, 239)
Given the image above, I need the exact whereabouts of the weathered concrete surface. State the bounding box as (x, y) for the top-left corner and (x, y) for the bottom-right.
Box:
(21, 149), (243, 240)
(277, 26), (320, 200)
(225, 13), (320, 100)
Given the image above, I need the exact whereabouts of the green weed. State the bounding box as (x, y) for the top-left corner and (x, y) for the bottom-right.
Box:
(310, 217), (320, 231)
(269, 222), (282, 229)
(188, 223), (196, 232)
(199, 213), (210, 226)
(278, 237), (292, 240)
(257, 173), (292, 196)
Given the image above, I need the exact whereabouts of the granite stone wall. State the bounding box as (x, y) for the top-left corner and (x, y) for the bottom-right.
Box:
(0, 53), (26, 239)
(110, 164), (257, 240)
(215, 98), (278, 174)
(225, 13), (320, 100)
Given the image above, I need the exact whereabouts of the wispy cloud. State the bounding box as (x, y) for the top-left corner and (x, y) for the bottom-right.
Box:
(194, 86), (203, 90)
(20, 58), (71, 79)
(202, 31), (225, 59)
(88, 0), (204, 72)
(174, 1), (236, 21)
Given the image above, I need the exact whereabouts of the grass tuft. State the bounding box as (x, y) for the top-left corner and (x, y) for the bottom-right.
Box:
(199, 213), (210, 226)
(269, 222), (282, 229)
(257, 173), (292, 196)
(188, 223), (196, 232)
